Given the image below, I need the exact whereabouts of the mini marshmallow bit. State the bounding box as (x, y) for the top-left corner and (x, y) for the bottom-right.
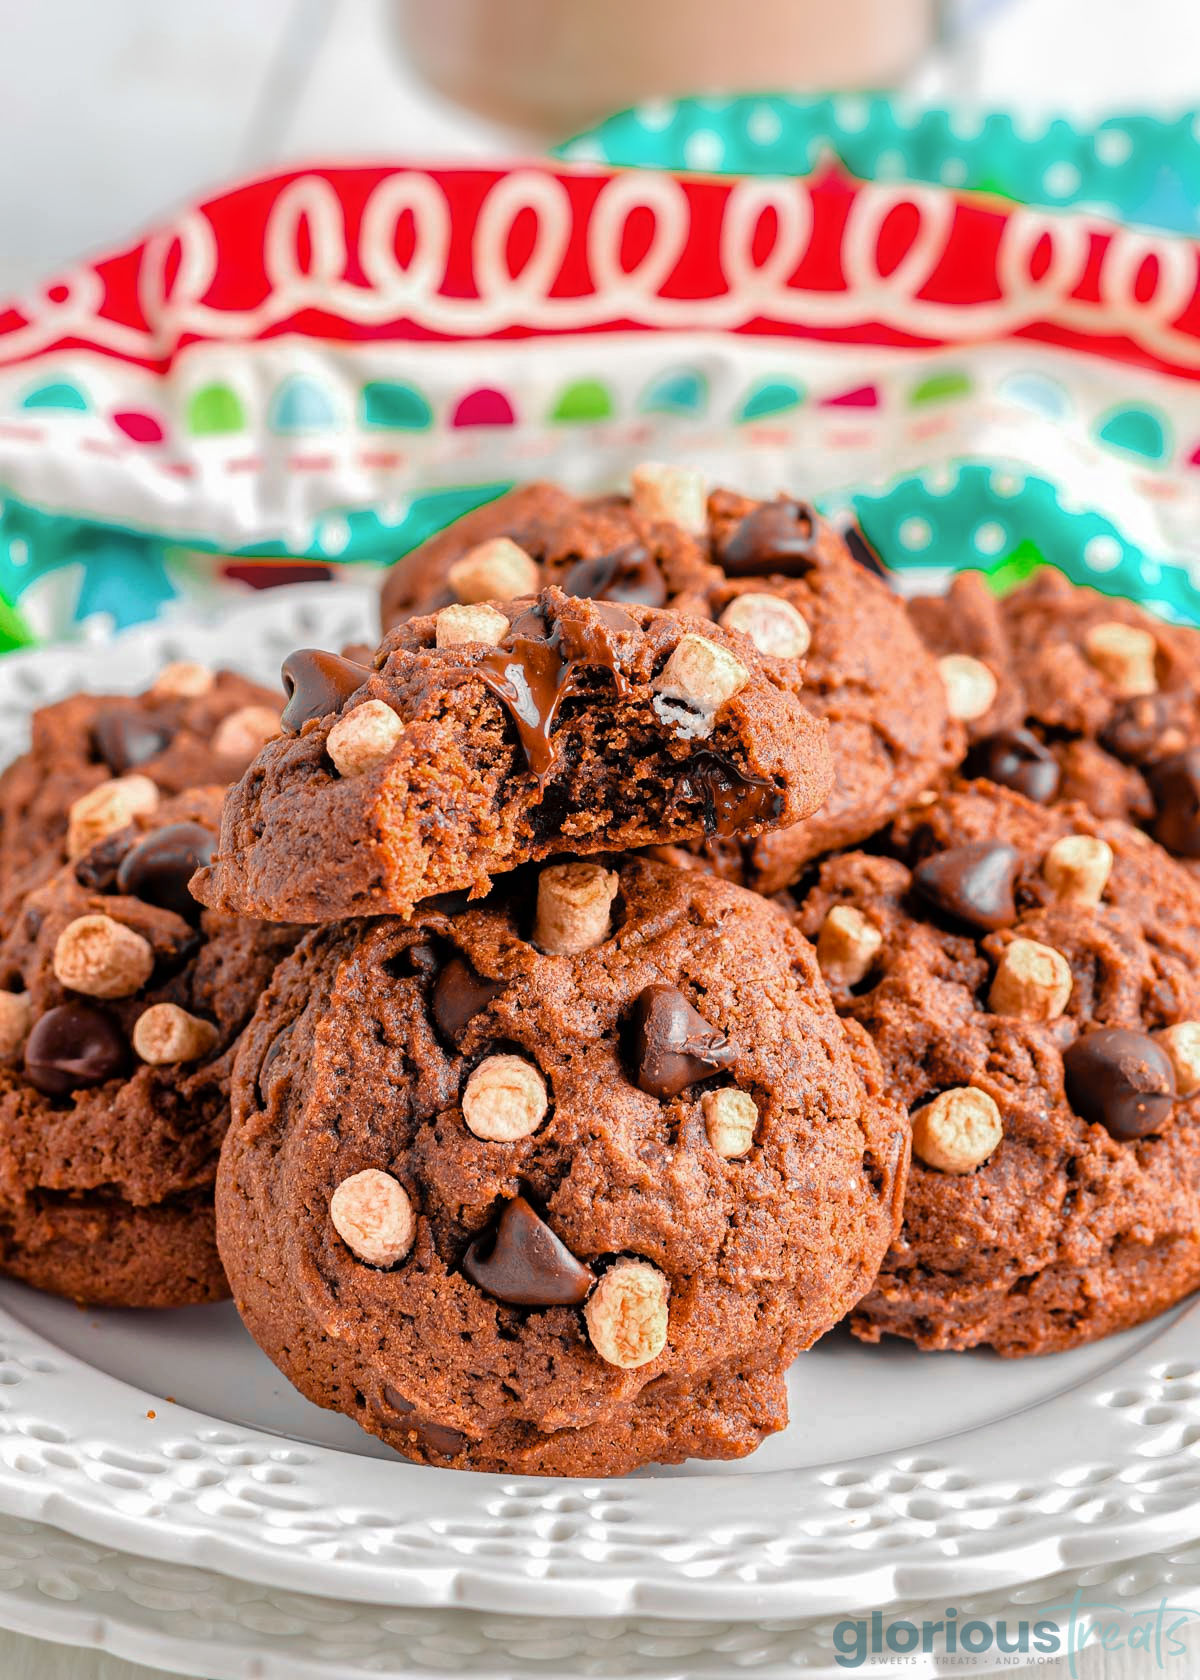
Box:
(462, 1053), (549, 1141)
(702, 1088), (758, 1158)
(132, 1002), (219, 1066)
(988, 937), (1073, 1022)
(1043, 834), (1114, 907)
(67, 775), (159, 859)
(327, 699), (404, 778)
(1155, 1022), (1200, 1099)
(719, 592), (811, 659)
(447, 538), (539, 605)
(0, 992), (31, 1059)
(329, 1168), (416, 1268)
(938, 654), (998, 722)
(652, 635), (750, 739)
(212, 705), (280, 761)
(816, 905), (882, 988)
(53, 914), (155, 999)
(585, 1258), (670, 1369)
(911, 1087), (1003, 1174)
(149, 661), (213, 699)
(1084, 621), (1158, 698)
(434, 603), (510, 649)
(629, 461), (707, 535)
(533, 861), (619, 955)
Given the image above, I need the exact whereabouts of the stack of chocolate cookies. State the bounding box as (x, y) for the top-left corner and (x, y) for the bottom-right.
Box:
(0, 463), (1197, 1478)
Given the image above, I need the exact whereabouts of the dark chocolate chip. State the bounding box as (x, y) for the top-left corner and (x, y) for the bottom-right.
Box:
(560, 542), (668, 608)
(115, 821), (215, 921)
(462, 1194), (595, 1306)
(912, 841), (1021, 931)
(92, 711), (173, 774)
(840, 519), (887, 577)
(679, 751), (784, 838)
(964, 729), (1062, 804)
(1063, 1026), (1176, 1140)
(720, 499), (823, 578)
(381, 1388), (467, 1457)
(629, 984), (738, 1099)
(74, 830), (136, 892)
(1101, 693), (1182, 766)
(281, 648), (373, 732)
(1146, 748), (1200, 857)
(24, 1003), (127, 1095)
(431, 956), (504, 1045)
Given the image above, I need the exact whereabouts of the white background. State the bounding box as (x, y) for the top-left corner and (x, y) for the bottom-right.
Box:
(0, 0), (1197, 1674)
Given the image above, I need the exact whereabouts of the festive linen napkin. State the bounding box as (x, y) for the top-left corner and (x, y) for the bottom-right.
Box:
(0, 97), (1198, 649)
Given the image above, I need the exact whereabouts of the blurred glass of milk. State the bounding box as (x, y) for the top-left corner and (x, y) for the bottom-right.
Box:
(395, 0), (939, 136)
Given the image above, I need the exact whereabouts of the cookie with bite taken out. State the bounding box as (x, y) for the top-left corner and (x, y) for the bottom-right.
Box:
(191, 586), (833, 923)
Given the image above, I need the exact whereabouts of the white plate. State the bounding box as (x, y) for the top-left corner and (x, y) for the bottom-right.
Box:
(1, 1505), (1199, 1680)
(0, 585), (1197, 1623)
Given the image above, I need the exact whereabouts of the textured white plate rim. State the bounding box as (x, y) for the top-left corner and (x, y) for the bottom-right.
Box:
(1, 1506), (1199, 1680)
(0, 586), (1196, 1623)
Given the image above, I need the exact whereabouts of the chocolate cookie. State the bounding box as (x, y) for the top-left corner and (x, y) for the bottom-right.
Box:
(0, 663), (282, 916)
(702, 489), (963, 887)
(382, 472), (961, 891)
(0, 787), (297, 1307)
(379, 477), (721, 627)
(795, 781), (1200, 1356)
(910, 568), (1200, 855)
(192, 586), (832, 923)
(219, 854), (907, 1475)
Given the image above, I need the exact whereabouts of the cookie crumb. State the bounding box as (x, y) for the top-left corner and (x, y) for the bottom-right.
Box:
(584, 1258), (670, 1368)
(911, 1087), (1003, 1173)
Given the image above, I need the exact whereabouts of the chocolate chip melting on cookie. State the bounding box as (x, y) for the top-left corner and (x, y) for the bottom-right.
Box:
(217, 855), (908, 1476)
(192, 586), (832, 922)
(796, 781), (1200, 1357)
(380, 474), (963, 893)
